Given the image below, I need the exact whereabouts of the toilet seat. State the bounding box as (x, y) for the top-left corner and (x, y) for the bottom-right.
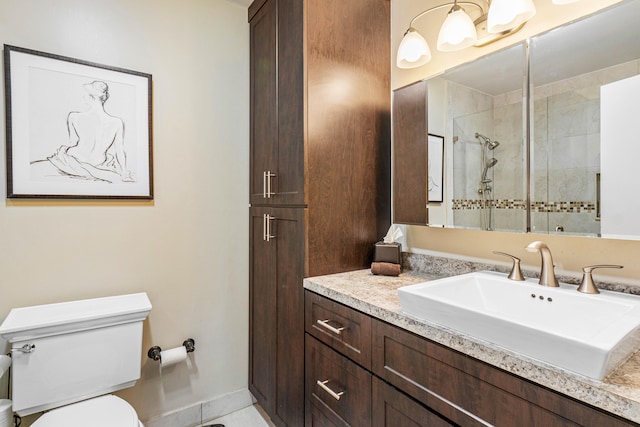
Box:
(32, 395), (142, 427)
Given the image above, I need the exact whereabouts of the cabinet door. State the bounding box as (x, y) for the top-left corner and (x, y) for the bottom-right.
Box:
(307, 398), (349, 427)
(372, 319), (635, 427)
(305, 335), (372, 427)
(305, 291), (372, 369)
(372, 377), (453, 427)
(249, 206), (305, 426)
(249, 206), (277, 413)
(249, 0), (278, 205)
(249, 0), (304, 207)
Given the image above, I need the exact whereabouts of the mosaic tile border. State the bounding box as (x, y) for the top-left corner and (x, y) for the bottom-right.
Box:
(452, 199), (526, 210)
(530, 201), (596, 213)
(451, 199), (596, 213)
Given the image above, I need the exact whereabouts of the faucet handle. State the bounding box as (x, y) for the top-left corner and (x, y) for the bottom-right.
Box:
(577, 265), (623, 294)
(493, 251), (525, 281)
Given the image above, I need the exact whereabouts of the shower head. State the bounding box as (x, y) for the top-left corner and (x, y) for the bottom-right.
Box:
(475, 132), (490, 144)
(475, 132), (500, 150)
(481, 158), (498, 182)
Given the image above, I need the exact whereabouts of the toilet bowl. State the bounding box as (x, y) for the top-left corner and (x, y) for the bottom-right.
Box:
(31, 395), (144, 427)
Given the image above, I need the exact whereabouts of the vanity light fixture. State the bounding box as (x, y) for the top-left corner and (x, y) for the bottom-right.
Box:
(436, 3), (478, 52)
(397, 0), (538, 69)
(487, 0), (536, 34)
(397, 27), (432, 68)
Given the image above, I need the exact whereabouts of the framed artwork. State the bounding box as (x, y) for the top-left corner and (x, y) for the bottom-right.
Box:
(4, 45), (153, 199)
(428, 133), (444, 203)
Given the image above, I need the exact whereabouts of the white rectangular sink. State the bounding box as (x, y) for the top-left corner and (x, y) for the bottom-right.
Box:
(398, 271), (640, 380)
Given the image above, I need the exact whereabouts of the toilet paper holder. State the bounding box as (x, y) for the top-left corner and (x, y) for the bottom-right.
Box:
(147, 338), (195, 361)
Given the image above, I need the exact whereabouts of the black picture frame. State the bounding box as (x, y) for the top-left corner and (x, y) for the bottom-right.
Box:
(4, 45), (153, 199)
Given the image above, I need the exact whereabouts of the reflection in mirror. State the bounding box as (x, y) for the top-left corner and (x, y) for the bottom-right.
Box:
(530, 0), (640, 239)
(428, 43), (526, 232)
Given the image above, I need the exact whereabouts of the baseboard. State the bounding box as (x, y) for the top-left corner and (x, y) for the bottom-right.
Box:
(143, 389), (255, 427)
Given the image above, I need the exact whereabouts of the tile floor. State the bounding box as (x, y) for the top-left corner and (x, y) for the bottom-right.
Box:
(200, 404), (275, 427)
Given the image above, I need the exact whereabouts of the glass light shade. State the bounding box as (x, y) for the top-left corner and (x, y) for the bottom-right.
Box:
(552, 0), (580, 4)
(487, 0), (536, 34)
(437, 8), (478, 52)
(397, 28), (431, 69)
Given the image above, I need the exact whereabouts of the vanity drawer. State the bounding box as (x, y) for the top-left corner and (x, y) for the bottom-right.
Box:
(306, 334), (372, 427)
(305, 291), (372, 369)
(372, 319), (635, 427)
(372, 377), (454, 427)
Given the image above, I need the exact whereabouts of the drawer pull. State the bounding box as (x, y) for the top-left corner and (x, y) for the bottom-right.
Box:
(317, 380), (344, 401)
(317, 319), (346, 335)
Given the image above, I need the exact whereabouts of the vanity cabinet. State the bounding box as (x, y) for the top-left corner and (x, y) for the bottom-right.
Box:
(248, 0), (390, 425)
(305, 290), (638, 427)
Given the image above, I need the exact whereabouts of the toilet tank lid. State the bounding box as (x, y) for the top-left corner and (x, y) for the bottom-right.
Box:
(0, 292), (152, 342)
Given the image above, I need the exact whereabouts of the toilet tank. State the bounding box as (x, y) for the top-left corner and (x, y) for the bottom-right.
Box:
(0, 293), (152, 416)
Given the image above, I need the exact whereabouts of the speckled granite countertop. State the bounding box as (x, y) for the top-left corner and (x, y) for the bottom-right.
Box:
(303, 269), (640, 424)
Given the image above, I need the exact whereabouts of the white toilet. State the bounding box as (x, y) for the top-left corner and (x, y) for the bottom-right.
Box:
(0, 293), (152, 427)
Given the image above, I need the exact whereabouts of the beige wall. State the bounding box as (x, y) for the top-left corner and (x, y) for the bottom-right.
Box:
(0, 0), (249, 423)
(393, 0), (640, 285)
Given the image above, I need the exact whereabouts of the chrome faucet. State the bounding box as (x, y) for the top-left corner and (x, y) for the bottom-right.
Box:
(525, 241), (559, 287)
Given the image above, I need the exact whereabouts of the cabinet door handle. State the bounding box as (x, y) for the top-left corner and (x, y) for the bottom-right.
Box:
(265, 170), (276, 198)
(262, 214), (267, 241)
(316, 380), (344, 401)
(316, 319), (346, 335)
(263, 214), (276, 242)
(262, 171), (267, 199)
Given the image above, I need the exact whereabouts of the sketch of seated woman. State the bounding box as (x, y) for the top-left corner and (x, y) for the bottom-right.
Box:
(44, 80), (134, 183)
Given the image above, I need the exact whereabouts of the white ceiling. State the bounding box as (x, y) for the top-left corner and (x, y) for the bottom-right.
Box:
(226, 0), (252, 7)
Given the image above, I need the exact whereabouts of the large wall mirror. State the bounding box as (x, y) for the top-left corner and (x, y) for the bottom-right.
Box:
(394, 0), (640, 240)
(530, 0), (640, 239)
(425, 42), (527, 233)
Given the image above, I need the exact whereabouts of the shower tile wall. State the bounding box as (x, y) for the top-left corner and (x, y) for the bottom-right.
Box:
(493, 88), (525, 232)
(531, 59), (640, 236)
(449, 81), (524, 231)
(448, 59), (640, 235)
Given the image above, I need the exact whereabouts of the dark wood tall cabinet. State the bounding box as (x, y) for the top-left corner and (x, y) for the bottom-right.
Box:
(248, 0), (391, 425)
